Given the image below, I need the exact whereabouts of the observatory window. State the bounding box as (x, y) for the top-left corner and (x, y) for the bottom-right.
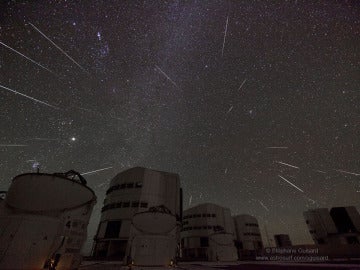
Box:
(207, 214), (211, 217)
(115, 202), (122, 208)
(126, 183), (134, 188)
(123, 202), (130, 208)
(104, 220), (122, 238)
(196, 214), (201, 218)
(120, 183), (126, 189)
(140, 202), (148, 208)
(200, 237), (209, 247)
(202, 214), (206, 217)
(132, 201), (139, 207)
(212, 214), (216, 217)
(135, 182), (142, 188)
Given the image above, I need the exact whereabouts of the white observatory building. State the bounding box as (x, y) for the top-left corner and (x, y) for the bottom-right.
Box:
(180, 203), (238, 261)
(233, 215), (263, 259)
(93, 167), (182, 266)
(0, 171), (97, 270)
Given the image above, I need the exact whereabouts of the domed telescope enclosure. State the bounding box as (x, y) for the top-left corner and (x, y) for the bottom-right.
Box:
(0, 171), (97, 270)
(126, 205), (178, 266)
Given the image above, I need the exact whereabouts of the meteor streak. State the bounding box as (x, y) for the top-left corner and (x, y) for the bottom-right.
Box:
(276, 161), (300, 169)
(266, 146), (288, 149)
(28, 138), (59, 141)
(227, 106), (233, 113)
(259, 200), (270, 211)
(155, 65), (179, 88)
(0, 84), (59, 109)
(238, 79), (247, 91)
(336, 169), (360, 176)
(28, 22), (87, 72)
(0, 144), (28, 147)
(0, 41), (56, 75)
(278, 175), (304, 193)
(221, 15), (229, 57)
(81, 166), (113, 176)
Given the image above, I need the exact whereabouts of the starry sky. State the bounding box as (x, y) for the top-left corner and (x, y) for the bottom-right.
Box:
(1, 0), (359, 253)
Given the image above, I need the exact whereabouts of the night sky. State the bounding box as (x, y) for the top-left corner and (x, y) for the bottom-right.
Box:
(1, 0), (359, 253)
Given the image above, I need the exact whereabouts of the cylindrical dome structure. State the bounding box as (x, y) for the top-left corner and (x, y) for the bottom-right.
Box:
(180, 203), (238, 261)
(93, 167), (182, 263)
(129, 208), (178, 266)
(0, 171), (96, 270)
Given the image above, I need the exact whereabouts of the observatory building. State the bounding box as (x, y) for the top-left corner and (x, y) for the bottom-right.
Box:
(180, 203), (238, 261)
(93, 167), (182, 266)
(233, 215), (263, 259)
(304, 206), (360, 245)
(0, 171), (97, 270)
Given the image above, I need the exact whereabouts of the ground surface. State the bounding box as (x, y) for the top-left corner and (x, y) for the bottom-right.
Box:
(80, 261), (360, 270)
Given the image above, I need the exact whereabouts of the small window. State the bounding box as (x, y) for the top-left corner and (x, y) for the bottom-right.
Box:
(104, 220), (122, 238)
(202, 226), (208, 230)
(126, 183), (134, 188)
(123, 202), (130, 208)
(120, 183), (126, 189)
(135, 182), (142, 188)
(212, 214), (216, 217)
(200, 237), (209, 247)
(197, 214), (201, 218)
(115, 202), (122, 208)
(207, 214), (211, 217)
(202, 214), (206, 217)
(132, 201), (139, 207)
(317, 238), (325, 244)
(140, 202), (148, 208)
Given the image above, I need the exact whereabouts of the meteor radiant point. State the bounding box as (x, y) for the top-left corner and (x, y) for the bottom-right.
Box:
(0, 41), (57, 76)
(0, 84), (59, 109)
(278, 175), (304, 193)
(28, 22), (88, 73)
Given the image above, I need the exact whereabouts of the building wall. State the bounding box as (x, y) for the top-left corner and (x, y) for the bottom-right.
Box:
(274, 234), (292, 247)
(181, 203), (237, 261)
(93, 167), (181, 259)
(233, 215), (263, 251)
(304, 206), (360, 246)
(303, 208), (338, 245)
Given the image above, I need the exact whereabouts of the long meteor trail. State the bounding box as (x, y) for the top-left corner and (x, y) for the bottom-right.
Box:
(155, 65), (179, 88)
(336, 169), (360, 176)
(278, 175), (304, 193)
(81, 166), (113, 176)
(28, 22), (87, 72)
(266, 146), (288, 149)
(0, 144), (28, 147)
(221, 15), (229, 57)
(275, 161), (300, 169)
(0, 84), (59, 109)
(0, 41), (56, 75)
